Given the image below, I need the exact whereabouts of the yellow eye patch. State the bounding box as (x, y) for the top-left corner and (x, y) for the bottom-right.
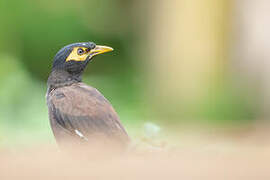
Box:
(66, 47), (90, 62)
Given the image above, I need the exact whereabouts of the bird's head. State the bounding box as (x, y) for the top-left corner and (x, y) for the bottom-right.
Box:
(52, 42), (113, 74)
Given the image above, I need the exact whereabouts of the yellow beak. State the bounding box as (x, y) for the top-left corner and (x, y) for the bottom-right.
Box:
(90, 45), (114, 57)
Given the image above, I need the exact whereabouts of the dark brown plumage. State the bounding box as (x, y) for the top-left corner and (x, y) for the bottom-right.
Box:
(46, 42), (129, 148)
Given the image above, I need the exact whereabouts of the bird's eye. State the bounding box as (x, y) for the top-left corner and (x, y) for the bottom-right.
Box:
(77, 48), (85, 55)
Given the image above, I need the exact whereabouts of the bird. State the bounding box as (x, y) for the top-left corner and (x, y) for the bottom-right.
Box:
(46, 42), (130, 149)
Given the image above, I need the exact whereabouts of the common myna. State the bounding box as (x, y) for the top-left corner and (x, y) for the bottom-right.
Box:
(46, 42), (129, 148)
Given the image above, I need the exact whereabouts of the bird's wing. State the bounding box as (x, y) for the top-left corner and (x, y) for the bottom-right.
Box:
(47, 83), (129, 144)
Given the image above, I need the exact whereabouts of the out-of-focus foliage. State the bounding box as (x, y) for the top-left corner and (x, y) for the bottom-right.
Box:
(0, 0), (264, 146)
(0, 0), (145, 146)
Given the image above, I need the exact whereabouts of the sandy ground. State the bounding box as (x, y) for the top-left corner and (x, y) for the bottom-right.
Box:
(1, 125), (270, 180)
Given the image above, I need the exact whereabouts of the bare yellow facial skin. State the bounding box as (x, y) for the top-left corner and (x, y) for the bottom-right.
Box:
(66, 47), (90, 62)
(65, 45), (113, 62)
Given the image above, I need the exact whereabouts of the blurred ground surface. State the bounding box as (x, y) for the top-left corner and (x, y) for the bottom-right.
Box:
(0, 123), (270, 180)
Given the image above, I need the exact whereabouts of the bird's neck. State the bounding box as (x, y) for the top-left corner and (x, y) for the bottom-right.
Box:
(47, 69), (82, 92)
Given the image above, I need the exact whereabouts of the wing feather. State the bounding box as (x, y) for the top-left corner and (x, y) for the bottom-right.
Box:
(47, 83), (129, 145)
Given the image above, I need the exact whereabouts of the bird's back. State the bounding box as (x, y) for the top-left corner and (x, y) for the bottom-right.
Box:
(46, 83), (129, 147)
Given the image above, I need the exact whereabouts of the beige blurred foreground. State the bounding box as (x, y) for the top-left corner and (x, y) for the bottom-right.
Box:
(1, 125), (270, 180)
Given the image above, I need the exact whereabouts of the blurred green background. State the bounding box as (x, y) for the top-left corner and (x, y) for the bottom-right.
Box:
(0, 0), (269, 146)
